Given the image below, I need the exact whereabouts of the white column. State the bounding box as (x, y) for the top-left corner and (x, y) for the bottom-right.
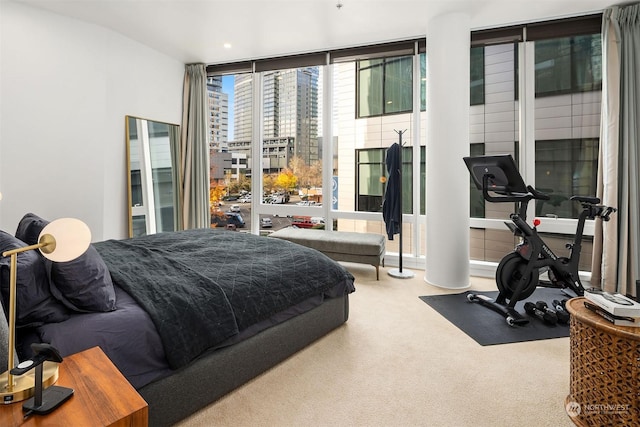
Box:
(424, 12), (471, 289)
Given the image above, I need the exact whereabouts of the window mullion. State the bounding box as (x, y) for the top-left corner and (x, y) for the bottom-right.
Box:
(382, 60), (387, 115)
(250, 71), (263, 234)
(322, 59), (333, 230)
(411, 49), (422, 258)
(518, 41), (537, 222)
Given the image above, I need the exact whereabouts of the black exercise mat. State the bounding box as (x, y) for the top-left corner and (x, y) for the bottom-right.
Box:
(419, 287), (572, 346)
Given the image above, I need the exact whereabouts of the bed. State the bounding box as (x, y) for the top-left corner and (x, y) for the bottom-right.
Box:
(0, 213), (355, 426)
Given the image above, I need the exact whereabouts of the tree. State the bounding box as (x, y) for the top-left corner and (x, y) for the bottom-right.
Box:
(288, 155), (321, 192)
(263, 174), (276, 193)
(275, 169), (298, 191)
(209, 185), (226, 215)
(288, 156), (306, 176)
(228, 173), (251, 194)
(307, 159), (322, 188)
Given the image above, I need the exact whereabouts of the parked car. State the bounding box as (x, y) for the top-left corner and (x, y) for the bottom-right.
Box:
(226, 213), (245, 227)
(269, 193), (288, 204)
(211, 212), (246, 228)
(291, 216), (315, 228)
(260, 217), (273, 228)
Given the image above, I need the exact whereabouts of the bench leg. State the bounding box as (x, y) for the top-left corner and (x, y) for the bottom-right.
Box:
(376, 265), (379, 280)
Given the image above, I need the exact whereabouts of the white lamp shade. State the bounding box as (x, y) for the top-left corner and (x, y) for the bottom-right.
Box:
(38, 218), (91, 262)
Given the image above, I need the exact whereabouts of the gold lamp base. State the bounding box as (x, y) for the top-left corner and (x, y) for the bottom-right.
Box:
(0, 362), (59, 404)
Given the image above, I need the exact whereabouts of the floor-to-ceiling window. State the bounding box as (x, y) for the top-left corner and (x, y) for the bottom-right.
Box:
(469, 14), (602, 272)
(206, 70), (253, 229)
(205, 14), (601, 272)
(207, 42), (426, 262)
(333, 45), (425, 259)
(261, 66), (322, 215)
(533, 33), (602, 220)
(468, 39), (520, 263)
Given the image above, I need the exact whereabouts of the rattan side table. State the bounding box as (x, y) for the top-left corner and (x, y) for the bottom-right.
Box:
(565, 297), (640, 426)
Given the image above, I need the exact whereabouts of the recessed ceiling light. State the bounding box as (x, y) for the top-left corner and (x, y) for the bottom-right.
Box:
(223, 43), (232, 49)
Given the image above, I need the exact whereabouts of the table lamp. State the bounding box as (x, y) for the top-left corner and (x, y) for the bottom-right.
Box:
(0, 218), (91, 404)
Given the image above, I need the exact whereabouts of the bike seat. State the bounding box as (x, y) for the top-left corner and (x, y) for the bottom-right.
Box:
(570, 195), (600, 204)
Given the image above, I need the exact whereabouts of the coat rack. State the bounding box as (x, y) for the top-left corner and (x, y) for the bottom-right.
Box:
(386, 129), (414, 279)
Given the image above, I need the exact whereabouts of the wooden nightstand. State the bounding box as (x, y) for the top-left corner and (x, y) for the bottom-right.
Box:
(565, 297), (640, 427)
(0, 346), (148, 426)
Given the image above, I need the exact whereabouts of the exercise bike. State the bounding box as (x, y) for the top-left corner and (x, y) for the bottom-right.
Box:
(463, 154), (616, 326)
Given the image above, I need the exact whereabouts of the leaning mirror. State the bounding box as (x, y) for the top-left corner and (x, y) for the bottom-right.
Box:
(126, 116), (181, 238)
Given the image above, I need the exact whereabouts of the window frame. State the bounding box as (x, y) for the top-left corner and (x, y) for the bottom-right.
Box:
(469, 18), (602, 240)
(534, 34), (603, 98)
(355, 146), (423, 214)
(205, 14), (603, 269)
(356, 55), (414, 119)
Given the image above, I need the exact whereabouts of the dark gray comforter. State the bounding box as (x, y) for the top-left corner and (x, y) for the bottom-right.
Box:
(94, 228), (355, 369)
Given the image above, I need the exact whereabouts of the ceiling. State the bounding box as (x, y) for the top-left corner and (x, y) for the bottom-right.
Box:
(13, 0), (615, 64)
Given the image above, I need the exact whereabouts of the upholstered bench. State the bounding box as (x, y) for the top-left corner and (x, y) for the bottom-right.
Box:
(270, 228), (385, 279)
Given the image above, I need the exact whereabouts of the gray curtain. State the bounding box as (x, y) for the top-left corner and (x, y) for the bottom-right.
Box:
(180, 64), (210, 230)
(592, 3), (640, 295)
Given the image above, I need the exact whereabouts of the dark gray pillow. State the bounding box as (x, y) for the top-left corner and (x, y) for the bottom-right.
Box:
(14, 212), (49, 247)
(14, 213), (116, 313)
(49, 245), (117, 312)
(0, 231), (69, 327)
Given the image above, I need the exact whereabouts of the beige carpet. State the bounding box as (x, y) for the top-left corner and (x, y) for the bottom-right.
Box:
(177, 263), (575, 427)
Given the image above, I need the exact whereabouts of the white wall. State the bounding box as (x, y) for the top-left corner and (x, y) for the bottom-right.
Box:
(0, 2), (184, 240)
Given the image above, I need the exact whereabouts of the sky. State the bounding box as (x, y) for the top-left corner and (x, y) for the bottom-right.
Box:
(222, 75), (235, 140)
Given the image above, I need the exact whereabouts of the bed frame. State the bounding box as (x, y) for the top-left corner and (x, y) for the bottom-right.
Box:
(138, 293), (349, 426)
(0, 294), (348, 426)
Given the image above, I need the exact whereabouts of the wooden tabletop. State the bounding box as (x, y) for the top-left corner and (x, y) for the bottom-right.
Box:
(0, 346), (148, 426)
(566, 297), (640, 341)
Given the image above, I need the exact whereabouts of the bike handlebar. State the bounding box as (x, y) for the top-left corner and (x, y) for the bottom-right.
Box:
(479, 174), (616, 222)
(599, 206), (617, 221)
(526, 185), (550, 201)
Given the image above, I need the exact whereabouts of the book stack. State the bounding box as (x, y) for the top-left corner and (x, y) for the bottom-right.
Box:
(583, 289), (640, 327)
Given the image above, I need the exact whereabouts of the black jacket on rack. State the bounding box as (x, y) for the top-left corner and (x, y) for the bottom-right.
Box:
(383, 142), (401, 240)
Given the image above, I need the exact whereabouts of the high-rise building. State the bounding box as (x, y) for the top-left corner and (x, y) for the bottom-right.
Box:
(207, 76), (229, 151)
(231, 68), (319, 174)
(233, 74), (253, 142)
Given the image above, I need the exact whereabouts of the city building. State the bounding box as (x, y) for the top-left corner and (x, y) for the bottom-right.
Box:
(206, 76), (229, 152)
(230, 68), (319, 176)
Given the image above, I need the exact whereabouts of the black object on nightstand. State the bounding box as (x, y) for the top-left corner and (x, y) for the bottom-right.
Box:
(10, 343), (73, 416)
